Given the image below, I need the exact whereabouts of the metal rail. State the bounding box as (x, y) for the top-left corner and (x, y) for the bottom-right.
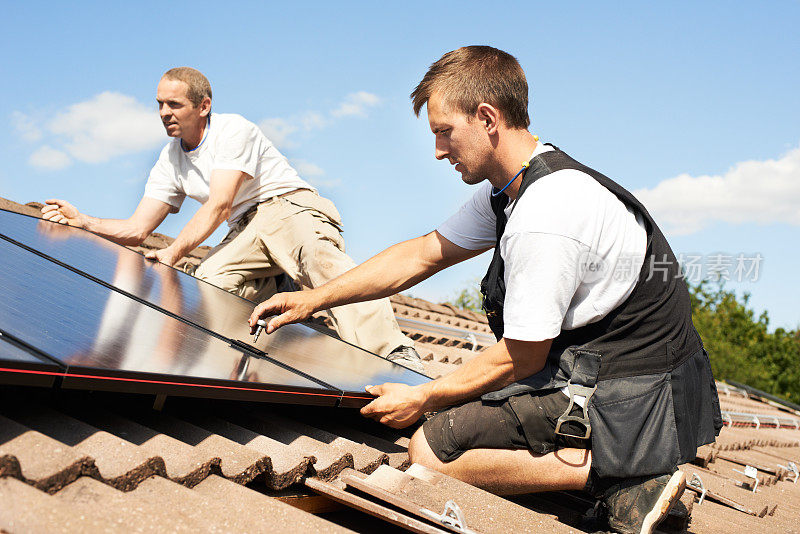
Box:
(721, 410), (800, 430)
(727, 380), (800, 413)
(716, 382), (749, 398)
(396, 317), (495, 350)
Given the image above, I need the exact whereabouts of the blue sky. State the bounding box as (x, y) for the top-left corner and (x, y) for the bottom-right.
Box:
(2, 1), (799, 330)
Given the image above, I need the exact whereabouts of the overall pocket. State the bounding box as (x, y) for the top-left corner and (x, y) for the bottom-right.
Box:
(669, 348), (723, 462)
(588, 373), (680, 479)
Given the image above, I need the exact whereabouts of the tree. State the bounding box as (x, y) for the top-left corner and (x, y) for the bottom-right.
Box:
(690, 282), (800, 404)
(446, 279), (483, 312)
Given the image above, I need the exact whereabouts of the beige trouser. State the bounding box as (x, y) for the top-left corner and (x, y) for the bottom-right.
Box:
(194, 189), (412, 357)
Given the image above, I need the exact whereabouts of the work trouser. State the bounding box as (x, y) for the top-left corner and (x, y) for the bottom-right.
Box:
(194, 189), (412, 357)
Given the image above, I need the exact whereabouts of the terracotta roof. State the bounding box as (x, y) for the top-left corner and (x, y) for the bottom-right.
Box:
(2, 197), (800, 533)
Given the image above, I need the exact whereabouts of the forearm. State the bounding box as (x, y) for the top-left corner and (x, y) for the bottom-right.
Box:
(43, 197), (171, 246)
(81, 215), (151, 246)
(420, 342), (514, 410)
(312, 234), (447, 312)
(420, 339), (550, 411)
(168, 203), (229, 259)
(250, 231), (484, 335)
(360, 338), (552, 429)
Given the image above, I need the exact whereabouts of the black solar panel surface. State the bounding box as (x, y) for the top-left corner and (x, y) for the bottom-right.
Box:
(0, 209), (429, 404)
(0, 237), (341, 403)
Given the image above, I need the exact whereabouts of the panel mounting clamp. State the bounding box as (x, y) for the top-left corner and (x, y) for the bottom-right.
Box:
(227, 339), (338, 392)
(229, 339), (268, 357)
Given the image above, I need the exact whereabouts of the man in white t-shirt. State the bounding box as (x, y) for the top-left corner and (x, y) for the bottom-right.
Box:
(41, 67), (420, 368)
(249, 47), (721, 533)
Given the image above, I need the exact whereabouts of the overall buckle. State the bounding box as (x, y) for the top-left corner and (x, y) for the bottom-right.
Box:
(554, 380), (597, 440)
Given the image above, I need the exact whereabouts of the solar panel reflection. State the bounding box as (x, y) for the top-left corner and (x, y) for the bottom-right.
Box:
(0, 238), (340, 404)
(0, 209), (430, 403)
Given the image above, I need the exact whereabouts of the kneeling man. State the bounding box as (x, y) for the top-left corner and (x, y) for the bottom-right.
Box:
(250, 46), (722, 534)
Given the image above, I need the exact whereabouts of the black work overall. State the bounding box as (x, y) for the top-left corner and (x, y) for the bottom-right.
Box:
(480, 147), (722, 478)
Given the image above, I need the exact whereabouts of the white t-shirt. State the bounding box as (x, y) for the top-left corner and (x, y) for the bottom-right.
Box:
(144, 113), (314, 225)
(438, 143), (647, 406)
(438, 142), (647, 342)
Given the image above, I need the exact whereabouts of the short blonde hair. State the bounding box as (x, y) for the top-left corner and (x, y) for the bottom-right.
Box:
(162, 67), (212, 107)
(411, 46), (530, 129)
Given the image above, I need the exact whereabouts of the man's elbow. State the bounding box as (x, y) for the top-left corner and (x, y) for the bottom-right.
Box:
(207, 202), (232, 223)
(119, 230), (149, 247)
(504, 338), (552, 381)
(119, 221), (154, 247)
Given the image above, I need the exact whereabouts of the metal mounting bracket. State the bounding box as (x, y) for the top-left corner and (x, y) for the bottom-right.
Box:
(687, 473), (707, 504)
(420, 500), (477, 534)
(751, 414), (760, 429)
(733, 465), (759, 493)
(777, 462), (799, 484)
(723, 413), (732, 427)
(465, 333), (477, 353)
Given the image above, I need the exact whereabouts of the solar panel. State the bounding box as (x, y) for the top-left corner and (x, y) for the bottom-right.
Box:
(0, 332), (61, 387)
(0, 209), (429, 406)
(0, 237), (344, 405)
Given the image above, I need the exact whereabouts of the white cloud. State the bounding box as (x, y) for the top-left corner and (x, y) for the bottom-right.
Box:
(15, 93), (164, 170)
(29, 145), (71, 170)
(290, 158), (339, 188)
(259, 91), (381, 149)
(11, 111), (42, 142)
(259, 117), (298, 148)
(634, 143), (800, 235)
(290, 159), (325, 177)
(307, 176), (342, 189)
(47, 92), (164, 163)
(331, 91), (381, 118)
(300, 111), (328, 130)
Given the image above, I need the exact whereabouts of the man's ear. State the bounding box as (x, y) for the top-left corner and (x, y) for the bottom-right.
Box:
(476, 103), (500, 135)
(199, 97), (212, 117)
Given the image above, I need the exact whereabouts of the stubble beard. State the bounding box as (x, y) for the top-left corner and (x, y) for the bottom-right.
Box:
(461, 172), (485, 186)
(459, 160), (491, 186)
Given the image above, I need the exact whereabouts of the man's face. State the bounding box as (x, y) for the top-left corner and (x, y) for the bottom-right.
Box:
(156, 78), (207, 138)
(427, 91), (493, 185)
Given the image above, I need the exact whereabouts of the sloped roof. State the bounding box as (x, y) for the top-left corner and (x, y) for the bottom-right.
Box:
(2, 197), (800, 533)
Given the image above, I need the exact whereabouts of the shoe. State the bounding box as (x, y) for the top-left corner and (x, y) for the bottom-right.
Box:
(600, 470), (686, 534)
(386, 346), (426, 374)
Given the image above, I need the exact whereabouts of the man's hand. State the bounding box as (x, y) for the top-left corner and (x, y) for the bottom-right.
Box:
(360, 383), (429, 429)
(249, 290), (319, 335)
(41, 199), (85, 227)
(144, 246), (183, 267)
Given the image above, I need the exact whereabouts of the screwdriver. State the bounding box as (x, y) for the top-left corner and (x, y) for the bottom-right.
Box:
(253, 319), (268, 343)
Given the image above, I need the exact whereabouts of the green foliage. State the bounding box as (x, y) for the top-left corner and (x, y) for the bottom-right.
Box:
(690, 282), (800, 404)
(446, 279), (484, 313)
